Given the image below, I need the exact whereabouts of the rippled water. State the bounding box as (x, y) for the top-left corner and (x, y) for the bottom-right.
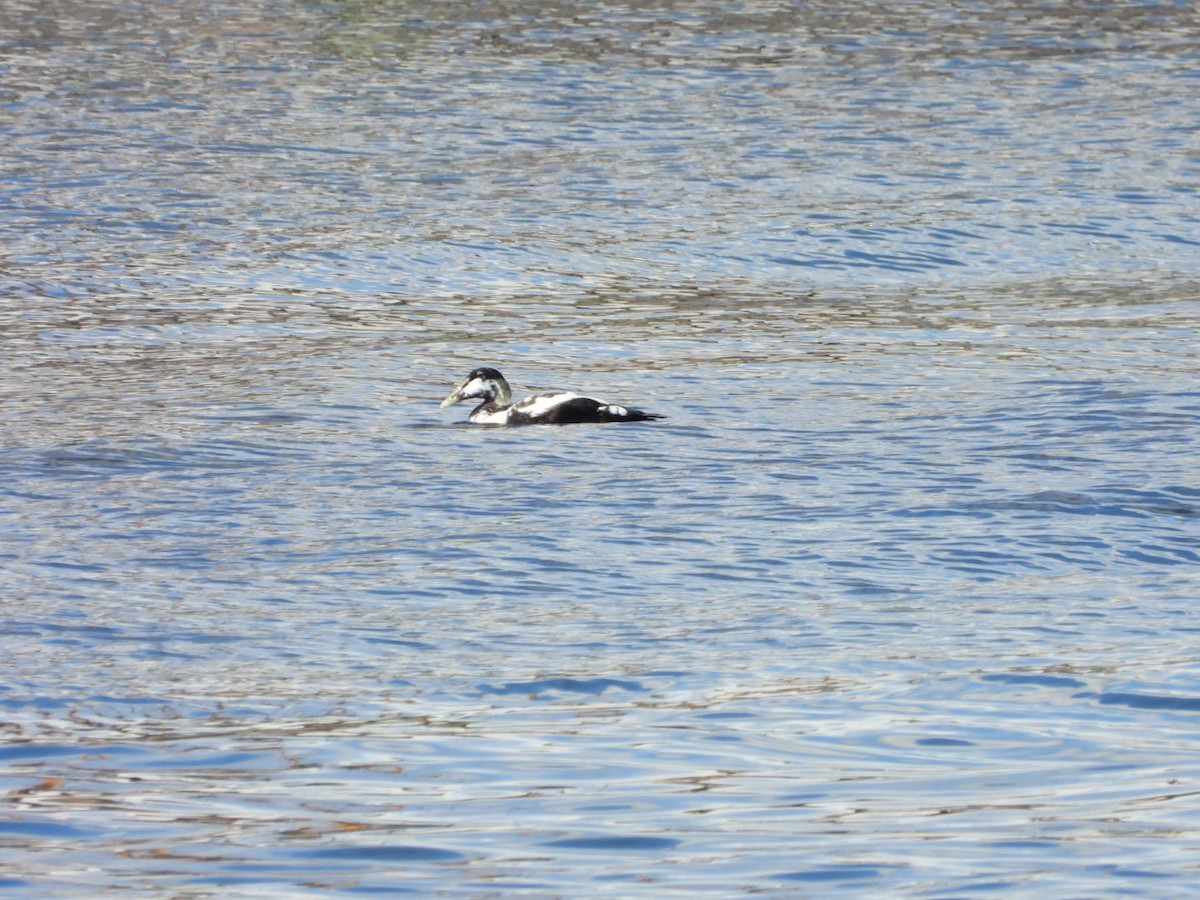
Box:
(3, 0), (1200, 895)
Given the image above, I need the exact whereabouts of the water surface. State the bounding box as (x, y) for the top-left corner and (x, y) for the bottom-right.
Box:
(2, 0), (1200, 895)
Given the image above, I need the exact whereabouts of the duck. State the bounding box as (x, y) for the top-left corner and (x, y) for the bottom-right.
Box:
(439, 367), (665, 426)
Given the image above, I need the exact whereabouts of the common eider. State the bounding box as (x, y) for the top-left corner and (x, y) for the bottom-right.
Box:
(440, 367), (665, 426)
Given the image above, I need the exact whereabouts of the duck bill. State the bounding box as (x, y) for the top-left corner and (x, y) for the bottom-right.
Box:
(439, 378), (470, 408)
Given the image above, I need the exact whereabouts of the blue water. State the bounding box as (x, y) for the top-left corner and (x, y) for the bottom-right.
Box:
(3, 1), (1200, 895)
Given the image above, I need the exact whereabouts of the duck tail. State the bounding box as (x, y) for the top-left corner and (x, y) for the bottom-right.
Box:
(599, 405), (665, 422)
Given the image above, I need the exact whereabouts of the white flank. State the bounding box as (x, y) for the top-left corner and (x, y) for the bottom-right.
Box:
(601, 405), (628, 417)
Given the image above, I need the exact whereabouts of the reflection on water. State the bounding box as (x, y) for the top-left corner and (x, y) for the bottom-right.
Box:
(2, 0), (1200, 896)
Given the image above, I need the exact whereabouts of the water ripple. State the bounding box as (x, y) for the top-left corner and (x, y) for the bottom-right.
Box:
(2, 0), (1200, 896)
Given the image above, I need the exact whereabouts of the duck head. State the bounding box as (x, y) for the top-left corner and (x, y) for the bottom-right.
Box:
(439, 367), (513, 408)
